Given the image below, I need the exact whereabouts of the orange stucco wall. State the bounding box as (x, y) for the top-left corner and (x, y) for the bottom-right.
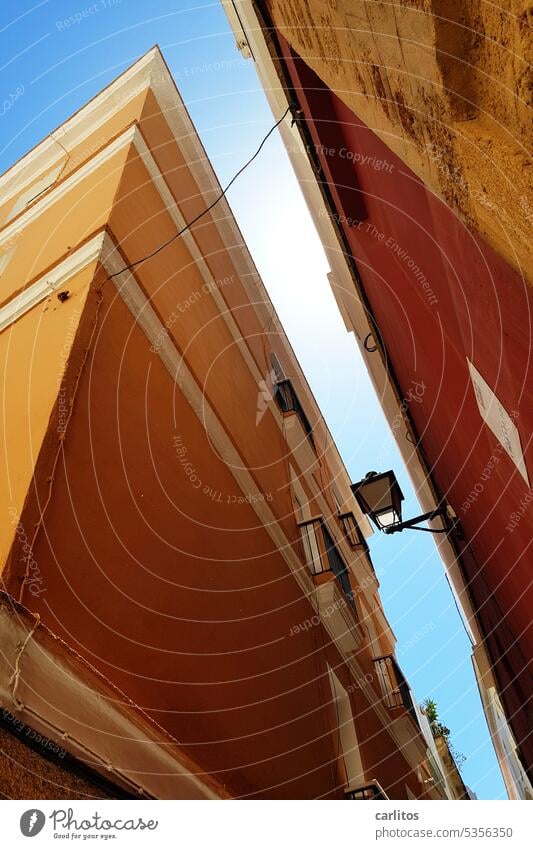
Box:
(16, 279), (340, 797)
(0, 64), (430, 799)
(0, 262), (96, 567)
(11, 272), (422, 798)
(0, 145), (130, 308)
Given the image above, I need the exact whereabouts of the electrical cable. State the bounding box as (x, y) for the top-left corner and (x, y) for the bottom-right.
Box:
(51, 132), (71, 183)
(107, 104), (293, 281)
(363, 332), (377, 353)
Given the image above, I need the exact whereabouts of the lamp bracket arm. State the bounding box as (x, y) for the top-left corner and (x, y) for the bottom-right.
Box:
(383, 506), (449, 534)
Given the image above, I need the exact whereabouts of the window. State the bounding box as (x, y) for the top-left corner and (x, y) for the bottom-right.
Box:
(328, 666), (365, 790)
(338, 511), (367, 550)
(269, 351), (285, 383)
(373, 655), (417, 723)
(345, 783), (388, 800)
(274, 378), (315, 447)
(297, 516), (358, 612)
(322, 524), (356, 609)
(331, 484), (343, 515)
(298, 518), (324, 575)
(365, 607), (381, 658)
(291, 469), (310, 524)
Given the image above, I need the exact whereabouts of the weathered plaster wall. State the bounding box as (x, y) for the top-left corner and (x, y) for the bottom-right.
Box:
(264, 0), (532, 281)
(0, 723), (119, 799)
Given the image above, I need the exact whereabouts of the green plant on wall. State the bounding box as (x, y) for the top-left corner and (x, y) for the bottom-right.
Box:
(421, 697), (466, 772)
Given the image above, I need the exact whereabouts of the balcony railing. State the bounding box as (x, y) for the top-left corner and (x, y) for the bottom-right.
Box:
(344, 782), (389, 800)
(274, 379), (315, 447)
(373, 655), (418, 724)
(298, 518), (357, 613)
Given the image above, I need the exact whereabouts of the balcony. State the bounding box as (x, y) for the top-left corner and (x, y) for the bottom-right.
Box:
(274, 379), (319, 475)
(374, 655), (418, 725)
(344, 781), (389, 800)
(298, 518), (356, 611)
(274, 379), (314, 445)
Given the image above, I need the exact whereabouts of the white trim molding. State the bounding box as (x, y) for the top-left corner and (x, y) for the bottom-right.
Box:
(0, 124), (137, 251)
(0, 232), (106, 333)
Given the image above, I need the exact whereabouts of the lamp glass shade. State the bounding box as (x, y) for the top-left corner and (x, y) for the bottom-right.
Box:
(374, 509), (396, 529)
(351, 471), (404, 530)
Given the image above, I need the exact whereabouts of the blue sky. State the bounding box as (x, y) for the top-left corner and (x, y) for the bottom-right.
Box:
(0, 0), (506, 798)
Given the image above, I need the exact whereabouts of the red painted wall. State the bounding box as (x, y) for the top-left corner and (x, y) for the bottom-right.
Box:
(280, 44), (533, 775)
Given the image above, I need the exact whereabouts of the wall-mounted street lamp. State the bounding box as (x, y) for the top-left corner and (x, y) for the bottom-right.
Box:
(351, 470), (451, 535)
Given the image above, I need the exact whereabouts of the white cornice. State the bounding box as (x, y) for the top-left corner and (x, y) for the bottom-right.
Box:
(0, 123), (137, 251)
(0, 48), (160, 205)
